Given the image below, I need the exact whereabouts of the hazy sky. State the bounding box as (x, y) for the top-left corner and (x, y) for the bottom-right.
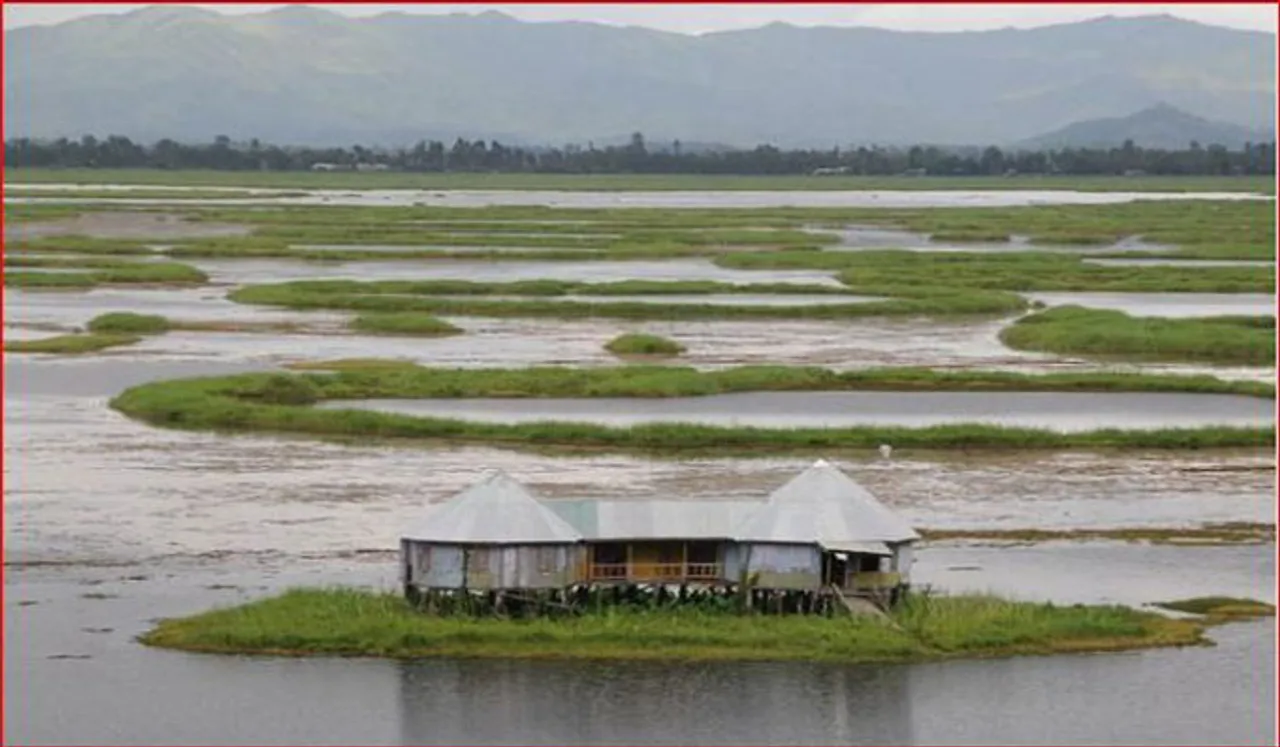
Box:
(3, 3), (1276, 34)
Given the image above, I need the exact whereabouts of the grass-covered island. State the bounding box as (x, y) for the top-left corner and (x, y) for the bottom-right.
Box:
(139, 588), (1228, 664)
(107, 364), (1276, 455)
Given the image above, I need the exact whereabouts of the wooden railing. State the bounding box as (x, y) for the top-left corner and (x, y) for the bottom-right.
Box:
(588, 563), (723, 582)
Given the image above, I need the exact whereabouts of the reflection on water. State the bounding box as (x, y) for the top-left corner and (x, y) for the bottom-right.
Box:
(322, 390), (1274, 433)
(1026, 292), (1276, 318)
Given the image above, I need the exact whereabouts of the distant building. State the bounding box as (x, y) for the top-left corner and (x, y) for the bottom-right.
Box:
(310, 162), (343, 171)
(400, 460), (918, 610)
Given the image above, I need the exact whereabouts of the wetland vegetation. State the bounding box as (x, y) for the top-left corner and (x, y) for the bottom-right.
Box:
(605, 333), (686, 357)
(138, 587), (1210, 664)
(107, 365), (1275, 455)
(999, 307), (1276, 365)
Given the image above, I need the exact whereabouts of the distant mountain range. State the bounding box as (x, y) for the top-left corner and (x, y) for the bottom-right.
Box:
(4, 7), (1274, 147)
(1019, 103), (1274, 149)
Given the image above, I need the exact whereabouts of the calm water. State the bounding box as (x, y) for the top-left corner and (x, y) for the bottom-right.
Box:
(1026, 292), (1276, 318)
(321, 390), (1274, 432)
(4, 544), (1273, 746)
(816, 226), (1171, 255)
(7, 187), (1271, 209)
(183, 257), (844, 286)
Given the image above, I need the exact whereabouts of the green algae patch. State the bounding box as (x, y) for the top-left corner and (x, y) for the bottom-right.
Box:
(138, 588), (1208, 664)
(605, 333), (686, 357)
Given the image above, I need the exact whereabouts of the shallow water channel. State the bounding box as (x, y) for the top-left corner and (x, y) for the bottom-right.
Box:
(321, 390), (1273, 433)
(1026, 292), (1276, 318)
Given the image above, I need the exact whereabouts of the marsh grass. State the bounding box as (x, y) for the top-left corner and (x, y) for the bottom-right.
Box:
(137, 587), (1207, 663)
(4, 333), (142, 354)
(3, 262), (208, 288)
(999, 306), (1276, 365)
(227, 280), (1028, 320)
(349, 313), (464, 337)
(1153, 597), (1276, 622)
(605, 333), (686, 357)
(921, 523), (1276, 546)
(107, 366), (1275, 455)
(87, 312), (171, 335)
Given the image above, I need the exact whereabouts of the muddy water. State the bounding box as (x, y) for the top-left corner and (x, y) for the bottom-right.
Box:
(1027, 292), (1276, 318)
(3, 287), (350, 330)
(322, 390), (1273, 433)
(2, 211), (250, 241)
(6, 350), (1273, 744)
(183, 257), (844, 286)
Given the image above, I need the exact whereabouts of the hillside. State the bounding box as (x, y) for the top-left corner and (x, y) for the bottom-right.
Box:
(4, 8), (1274, 147)
(1020, 103), (1274, 149)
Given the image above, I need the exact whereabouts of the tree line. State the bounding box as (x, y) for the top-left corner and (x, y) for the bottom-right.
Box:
(5, 132), (1275, 176)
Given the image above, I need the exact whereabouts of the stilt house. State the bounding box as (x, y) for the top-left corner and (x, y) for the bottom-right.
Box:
(401, 460), (918, 604)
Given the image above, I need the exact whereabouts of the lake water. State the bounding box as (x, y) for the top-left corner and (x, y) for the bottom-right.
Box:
(294, 243), (604, 255)
(1026, 292), (1276, 318)
(183, 257), (845, 286)
(5, 544), (1273, 746)
(7, 187), (1271, 209)
(815, 226), (1173, 254)
(320, 390), (1273, 432)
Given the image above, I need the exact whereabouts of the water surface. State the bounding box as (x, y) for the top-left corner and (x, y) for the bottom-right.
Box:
(1026, 292), (1275, 318)
(321, 390), (1273, 432)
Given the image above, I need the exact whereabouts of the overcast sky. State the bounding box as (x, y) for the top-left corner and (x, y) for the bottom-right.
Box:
(3, 3), (1276, 34)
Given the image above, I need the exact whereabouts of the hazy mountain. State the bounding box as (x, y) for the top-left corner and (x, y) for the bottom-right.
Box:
(1019, 103), (1275, 149)
(5, 8), (1274, 147)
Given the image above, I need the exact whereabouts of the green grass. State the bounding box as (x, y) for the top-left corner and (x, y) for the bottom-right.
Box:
(605, 333), (686, 357)
(349, 313), (463, 337)
(1000, 307), (1276, 365)
(107, 366), (1275, 456)
(10, 168), (1273, 193)
(3, 261), (208, 288)
(1153, 597), (1277, 621)
(714, 250), (1274, 294)
(228, 280), (1028, 320)
(137, 587), (1208, 663)
(4, 333), (142, 354)
(86, 312), (171, 335)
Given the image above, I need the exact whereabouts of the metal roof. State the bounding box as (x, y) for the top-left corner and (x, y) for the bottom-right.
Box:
(734, 459), (920, 544)
(402, 460), (917, 547)
(401, 470), (583, 544)
(546, 499), (760, 540)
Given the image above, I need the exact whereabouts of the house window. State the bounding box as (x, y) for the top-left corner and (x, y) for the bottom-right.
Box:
(419, 545), (432, 573)
(537, 546), (558, 574)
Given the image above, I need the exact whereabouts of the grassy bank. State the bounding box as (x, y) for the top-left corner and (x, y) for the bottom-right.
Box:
(605, 333), (686, 357)
(1000, 307), (1276, 365)
(10, 168), (1273, 193)
(4, 333), (142, 354)
(138, 588), (1208, 663)
(228, 280), (1029, 320)
(921, 522), (1276, 546)
(108, 366), (1275, 455)
(1153, 597), (1277, 622)
(3, 261), (208, 288)
(715, 249), (1275, 294)
(349, 313), (463, 337)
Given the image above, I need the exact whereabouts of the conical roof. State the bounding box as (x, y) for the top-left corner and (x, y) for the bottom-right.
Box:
(401, 470), (583, 544)
(733, 460), (918, 544)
